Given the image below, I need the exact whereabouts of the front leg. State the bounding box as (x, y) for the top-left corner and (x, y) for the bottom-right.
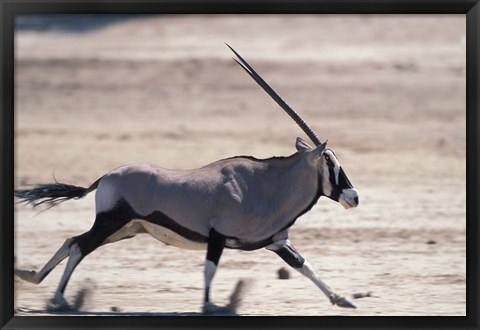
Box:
(266, 239), (356, 309)
(202, 228), (226, 314)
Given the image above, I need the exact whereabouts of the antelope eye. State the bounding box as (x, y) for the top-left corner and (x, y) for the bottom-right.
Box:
(324, 154), (334, 167)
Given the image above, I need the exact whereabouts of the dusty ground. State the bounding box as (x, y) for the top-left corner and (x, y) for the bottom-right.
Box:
(14, 14), (466, 316)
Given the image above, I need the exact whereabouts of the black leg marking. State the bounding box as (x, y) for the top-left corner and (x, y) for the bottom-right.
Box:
(266, 239), (305, 269)
(204, 228), (226, 304)
(54, 200), (136, 301)
(267, 239), (357, 308)
(275, 244), (305, 269)
(206, 228), (226, 265)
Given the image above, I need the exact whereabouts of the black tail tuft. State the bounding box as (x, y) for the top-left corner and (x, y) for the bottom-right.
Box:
(15, 182), (90, 209)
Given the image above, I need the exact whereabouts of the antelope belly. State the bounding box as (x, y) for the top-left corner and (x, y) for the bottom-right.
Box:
(140, 220), (207, 250)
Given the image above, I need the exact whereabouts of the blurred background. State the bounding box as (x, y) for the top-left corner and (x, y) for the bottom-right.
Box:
(15, 14), (466, 316)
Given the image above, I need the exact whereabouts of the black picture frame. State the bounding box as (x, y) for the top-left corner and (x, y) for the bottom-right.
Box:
(1, 1), (479, 330)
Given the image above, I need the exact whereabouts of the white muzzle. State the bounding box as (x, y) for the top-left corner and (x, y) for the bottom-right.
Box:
(339, 188), (359, 209)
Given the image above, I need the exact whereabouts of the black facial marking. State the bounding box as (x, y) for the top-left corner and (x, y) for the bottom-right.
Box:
(324, 154), (334, 167)
(328, 165), (340, 201)
(325, 150), (353, 189)
(338, 167), (353, 189)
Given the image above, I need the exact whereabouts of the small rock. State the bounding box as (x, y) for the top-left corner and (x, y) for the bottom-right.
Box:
(111, 306), (120, 312)
(277, 267), (290, 279)
(427, 240), (437, 245)
(352, 291), (373, 299)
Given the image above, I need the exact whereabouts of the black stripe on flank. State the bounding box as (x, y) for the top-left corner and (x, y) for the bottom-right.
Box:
(98, 200), (272, 251)
(94, 199), (208, 245)
(225, 236), (274, 251)
(141, 209), (274, 251)
(138, 210), (208, 244)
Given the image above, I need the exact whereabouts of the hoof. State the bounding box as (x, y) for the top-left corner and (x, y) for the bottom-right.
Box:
(15, 269), (38, 284)
(202, 302), (219, 315)
(202, 302), (237, 315)
(330, 293), (357, 309)
(46, 293), (74, 312)
(46, 299), (73, 312)
(336, 296), (357, 309)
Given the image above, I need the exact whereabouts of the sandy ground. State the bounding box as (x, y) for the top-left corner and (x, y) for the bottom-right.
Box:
(13, 14), (466, 316)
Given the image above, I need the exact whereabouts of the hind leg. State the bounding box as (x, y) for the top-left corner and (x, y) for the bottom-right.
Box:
(50, 241), (85, 308)
(45, 229), (114, 309)
(49, 204), (135, 308)
(15, 236), (87, 309)
(15, 237), (75, 284)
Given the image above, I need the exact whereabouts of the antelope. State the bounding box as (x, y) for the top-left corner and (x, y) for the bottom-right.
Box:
(14, 45), (359, 313)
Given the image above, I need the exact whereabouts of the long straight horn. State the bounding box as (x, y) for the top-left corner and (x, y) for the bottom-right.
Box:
(226, 43), (323, 147)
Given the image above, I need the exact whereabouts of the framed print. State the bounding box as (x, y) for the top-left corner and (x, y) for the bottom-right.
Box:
(1, 1), (479, 330)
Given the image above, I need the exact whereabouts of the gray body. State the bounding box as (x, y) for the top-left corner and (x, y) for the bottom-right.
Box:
(99, 150), (319, 248)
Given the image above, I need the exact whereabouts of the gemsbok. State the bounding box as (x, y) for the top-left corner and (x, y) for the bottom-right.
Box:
(15, 44), (360, 313)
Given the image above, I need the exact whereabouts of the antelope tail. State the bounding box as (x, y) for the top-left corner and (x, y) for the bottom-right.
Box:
(14, 177), (102, 209)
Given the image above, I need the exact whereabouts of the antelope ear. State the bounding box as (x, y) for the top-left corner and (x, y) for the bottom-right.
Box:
(295, 137), (312, 152)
